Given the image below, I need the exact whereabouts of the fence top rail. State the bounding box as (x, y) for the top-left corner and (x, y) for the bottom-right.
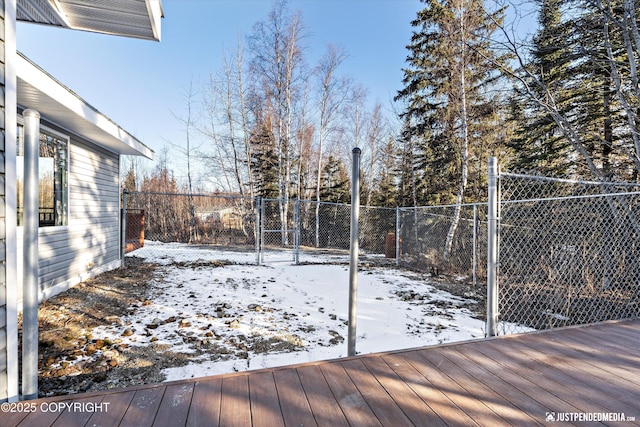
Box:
(399, 202), (487, 211)
(500, 172), (640, 187)
(124, 190), (250, 200)
(264, 198), (398, 210)
(500, 190), (640, 205)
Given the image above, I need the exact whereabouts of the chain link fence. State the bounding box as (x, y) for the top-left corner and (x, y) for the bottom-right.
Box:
(496, 172), (640, 334)
(123, 192), (259, 264)
(398, 204), (486, 284)
(122, 166), (640, 337)
(122, 192), (482, 279)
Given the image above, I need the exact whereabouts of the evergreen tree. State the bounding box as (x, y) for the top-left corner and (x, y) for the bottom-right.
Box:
(371, 138), (399, 208)
(319, 156), (350, 203)
(507, 0), (575, 176)
(250, 119), (280, 199)
(396, 0), (509, 260)
(396, 0), (509, 204)
(508, 0), (640, 181)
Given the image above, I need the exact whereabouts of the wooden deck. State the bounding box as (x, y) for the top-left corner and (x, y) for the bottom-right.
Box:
(3, 318), (640, 426)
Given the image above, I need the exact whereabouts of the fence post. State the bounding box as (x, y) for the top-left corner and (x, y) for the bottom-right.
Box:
(395, 207), (401, 265)
(348, 147), (361, 357)
(260, 198), (266, 264)
(121, 191), (128, 267)
(294, 199), (300, 264)
(472, 204), (477, 287)
(487, 157), (499, 337)
(255, 197), (261, 265)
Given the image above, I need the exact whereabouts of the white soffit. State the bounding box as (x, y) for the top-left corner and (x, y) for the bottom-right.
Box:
(17, 0), (163, 41)
(16, 53), (154, 159)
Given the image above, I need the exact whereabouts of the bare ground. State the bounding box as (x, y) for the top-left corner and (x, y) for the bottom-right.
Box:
(19, 257), (194, 397)
(19, 256), (484, 398)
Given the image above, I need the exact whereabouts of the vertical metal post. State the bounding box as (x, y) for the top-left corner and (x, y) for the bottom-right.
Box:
(395, 207), (400, 265)
(348, 147), (361, 357)
(121, 190), (128, 267)
(22, 109), (40, 400)
(255, 197), (261, 265)
(294, 199), (300, 264)
(472, 204), (477, 287)
(260, 198), (265, 264)
(486, 157), (499, 337)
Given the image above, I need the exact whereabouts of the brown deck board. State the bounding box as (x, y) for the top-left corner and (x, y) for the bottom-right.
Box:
(152, 383), (194, 427)
(340, 358), (414, 426)
(296, 365), (350, 427)
(454, 342), (561, 416)
(533, 329), (640, 381)
(404, 348), (510, 426)
(484, 338), (609, 405)
(119, 385), (166, 427)
(361, 355), (447, 427)
(438, 345), (545, 425)
(418, 346), (529, 426)
(383, 352), (479, 426)
(481, 337), (633, 415)
(513, 337), (640, 412)
(0, 409), (29, 426)
(51, 395), (105, 427)
(10, 400), (61, 426)
(7, 318), (640, 427)
(518, 331), (640, 390)
(320, 360), (382, 426)
(248, 372), (284, 427)
(273, 368), (317, 426)
(219, 375), (251, 426)
(84, 390), (135, 427)
(186, 378), (222, 427)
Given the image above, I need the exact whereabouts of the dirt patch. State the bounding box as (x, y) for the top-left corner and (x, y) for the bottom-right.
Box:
(20, 256), (484, 398)
(17, 257), (190, 397)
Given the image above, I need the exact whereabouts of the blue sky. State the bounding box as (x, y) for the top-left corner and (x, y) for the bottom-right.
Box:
(16, 0), (423, 170)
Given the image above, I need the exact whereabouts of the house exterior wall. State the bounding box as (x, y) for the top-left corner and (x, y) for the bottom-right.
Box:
(0, 0), (18, 403)
(16, 120), (122, 302)
(0, 0), (7, 402)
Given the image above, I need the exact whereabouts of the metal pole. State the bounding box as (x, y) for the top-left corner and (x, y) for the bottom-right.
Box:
(260, 198), (265, 264)
(22, 109), (40, 400)
(486, 157), (499, 337)
(348, 147), (361, 357)
(395, 207), (400, 265)
(294, 199), (300, 264)
(121, 190), (128, 267)
(255, 197), (261, 265)
(472, 204), (477, 287)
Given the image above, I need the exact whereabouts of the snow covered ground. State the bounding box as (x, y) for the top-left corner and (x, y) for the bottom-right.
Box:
(96, 241), (495, 382)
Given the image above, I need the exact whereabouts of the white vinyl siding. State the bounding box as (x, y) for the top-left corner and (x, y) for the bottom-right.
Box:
(16, 121), (121, 301)
(0, 3), (8, 402)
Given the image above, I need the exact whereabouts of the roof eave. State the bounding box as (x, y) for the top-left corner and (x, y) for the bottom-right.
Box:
(17, 0), (163, 42)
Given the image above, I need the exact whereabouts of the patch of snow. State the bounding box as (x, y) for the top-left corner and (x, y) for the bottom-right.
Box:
(110, 243), (530, 382)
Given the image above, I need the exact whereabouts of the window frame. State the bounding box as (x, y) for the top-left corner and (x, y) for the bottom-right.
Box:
(17, 118), (71, 230)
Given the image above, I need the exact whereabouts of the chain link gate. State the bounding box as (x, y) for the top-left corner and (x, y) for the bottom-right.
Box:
(490, 164), (640, 335)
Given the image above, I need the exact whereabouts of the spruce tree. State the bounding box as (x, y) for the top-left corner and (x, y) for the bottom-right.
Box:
(507, 0), (575, 176)
(396, 0), (509, 261)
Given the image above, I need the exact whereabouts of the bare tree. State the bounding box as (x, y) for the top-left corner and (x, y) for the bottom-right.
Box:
(170, 81), (200, 243)
(248, 0), (308, 244)
(314, 43), (350, 246)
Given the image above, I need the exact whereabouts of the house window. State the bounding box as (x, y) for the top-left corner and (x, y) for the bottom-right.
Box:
(17, 125), (69, 227)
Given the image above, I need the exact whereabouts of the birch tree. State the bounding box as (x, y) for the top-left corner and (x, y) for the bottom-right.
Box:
(248, 0), (308, 243)
(313, 43), (349, 246)
(396, 0), (509, 263)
